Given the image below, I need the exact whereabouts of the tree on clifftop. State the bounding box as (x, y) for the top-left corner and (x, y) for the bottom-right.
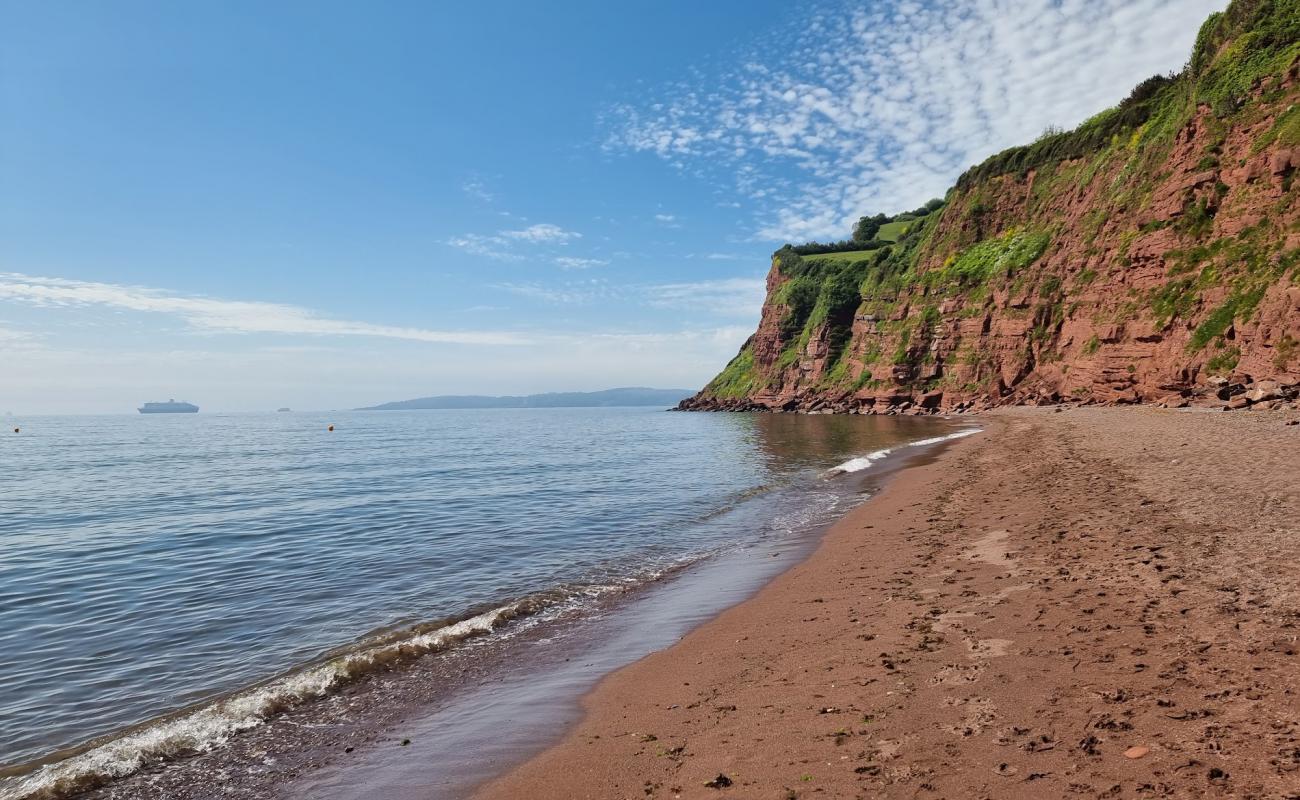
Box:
(852, 213), (888, 243)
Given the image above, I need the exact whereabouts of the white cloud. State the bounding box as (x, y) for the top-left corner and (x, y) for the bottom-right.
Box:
(606, 0), (1225, 241)
(0, 325), (749, 414)
(449, 223), (585, 261)
(0, 273), (529, 345)
(585, 325), (753, 350)
(496, 280), (619, 305)
(0, 323), (37, 352)
(555, 256), (609, 270)
(0, 277), (758, 413)
(501, 223), (581, 244)
(462, 178), (494, 203)
(644, 278), (766, 318)
(446, 233), (523, 261)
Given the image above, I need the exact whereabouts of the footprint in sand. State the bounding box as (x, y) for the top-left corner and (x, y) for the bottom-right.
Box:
(941, 696), (999, 736)
(967, 530), (1013, 567)
(929, 663), (986, 685)
(966, 637), (1014, 659)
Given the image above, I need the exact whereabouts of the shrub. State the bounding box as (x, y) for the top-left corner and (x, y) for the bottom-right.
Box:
(926, 229), (1052, 287)
(1206, 345), (1241, 374)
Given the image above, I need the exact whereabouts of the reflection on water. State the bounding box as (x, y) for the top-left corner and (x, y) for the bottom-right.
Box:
(749, 412), (952, 464)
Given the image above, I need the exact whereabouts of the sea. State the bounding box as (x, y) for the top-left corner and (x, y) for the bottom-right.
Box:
(0, 407), (977, 799)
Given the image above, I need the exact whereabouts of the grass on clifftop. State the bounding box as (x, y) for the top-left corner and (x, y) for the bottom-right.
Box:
(875, 219), (913, 242)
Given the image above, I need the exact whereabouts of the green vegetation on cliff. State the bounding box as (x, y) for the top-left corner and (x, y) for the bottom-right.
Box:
(703, 346), (759, 399)
(924, 230), (1052, 290)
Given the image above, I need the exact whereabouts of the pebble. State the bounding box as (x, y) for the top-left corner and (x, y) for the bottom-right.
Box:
(1124, 745), (1150, 759)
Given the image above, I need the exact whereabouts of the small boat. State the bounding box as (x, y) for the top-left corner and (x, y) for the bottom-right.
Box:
(138, 399), (199, 414)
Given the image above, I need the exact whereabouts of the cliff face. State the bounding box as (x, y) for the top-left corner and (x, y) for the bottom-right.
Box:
(685, 0), (1300, 414)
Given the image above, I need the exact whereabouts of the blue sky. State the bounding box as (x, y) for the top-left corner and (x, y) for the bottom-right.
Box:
(1, 0), (1221, 413)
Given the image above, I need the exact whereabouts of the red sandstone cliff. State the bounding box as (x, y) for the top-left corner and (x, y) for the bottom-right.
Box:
(684, 2), (1300, 415)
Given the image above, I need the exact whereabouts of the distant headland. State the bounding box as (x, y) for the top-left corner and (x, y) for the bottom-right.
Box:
(358, 387), (696, 411)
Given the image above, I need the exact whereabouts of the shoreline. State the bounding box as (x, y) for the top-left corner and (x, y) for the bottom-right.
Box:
(282, 422), (978, 800)
(5, 416), (975, 800)
(474, 406), (1300, 799)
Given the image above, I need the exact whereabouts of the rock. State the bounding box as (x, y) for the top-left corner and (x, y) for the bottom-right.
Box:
(704, 774), (733, 789)
(918, 362), (943, 380)
(1216, 383), (1245, 401)
(1124, 745), (1151, 759)
(1226, 396), (1252, 410)
(1244, 380), (1281, 403)
(919, 390), (944, 409)
(1244, 158), (1269, 182)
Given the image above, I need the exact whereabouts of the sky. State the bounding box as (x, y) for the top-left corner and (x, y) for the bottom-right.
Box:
(1, 0), (1224, 413)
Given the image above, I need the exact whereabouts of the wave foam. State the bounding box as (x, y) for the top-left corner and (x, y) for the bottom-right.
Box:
(827, 427), (980, 475)
(0, 602), (530, 800)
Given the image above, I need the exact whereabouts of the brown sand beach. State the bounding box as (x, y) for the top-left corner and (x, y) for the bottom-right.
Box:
(475, 407), (1300, 800)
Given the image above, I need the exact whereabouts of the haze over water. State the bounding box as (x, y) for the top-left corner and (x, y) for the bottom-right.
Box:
(0, 407), (966, 793)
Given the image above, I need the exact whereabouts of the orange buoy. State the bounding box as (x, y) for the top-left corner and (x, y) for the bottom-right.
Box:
(327, 424), (334, 432)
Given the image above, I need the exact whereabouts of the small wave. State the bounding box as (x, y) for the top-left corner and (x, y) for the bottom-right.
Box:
(0, 598), (549, 800)
(0, 555), (722, 800)
(825, 447), (895, 475)
(826, 427), (980, 475)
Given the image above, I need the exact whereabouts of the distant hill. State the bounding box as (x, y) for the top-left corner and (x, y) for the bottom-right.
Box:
(359, 387), (696, 411)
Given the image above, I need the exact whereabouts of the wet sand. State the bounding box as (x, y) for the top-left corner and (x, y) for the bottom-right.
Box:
(475, 407), (1300, 799)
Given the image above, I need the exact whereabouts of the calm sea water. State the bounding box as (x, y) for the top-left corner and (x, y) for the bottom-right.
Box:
(0, 407), (969, 795)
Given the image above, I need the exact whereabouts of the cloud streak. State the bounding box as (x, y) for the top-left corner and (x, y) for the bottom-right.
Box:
(0, 273), (529, 345)
(448, 223), (586, 262)
(606, 0), (1224, 241)
(496, 279), (620, 305)
(501, 223), (581, 244)
(644, 278), (766, 317)
(446, 233), (523, 261)
(555, 256), (609, 270)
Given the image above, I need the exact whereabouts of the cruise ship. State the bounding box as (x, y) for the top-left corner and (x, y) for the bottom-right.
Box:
(138, 399), (199, 414)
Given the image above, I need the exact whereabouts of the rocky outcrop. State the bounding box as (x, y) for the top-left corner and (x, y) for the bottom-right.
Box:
(684, 1), (1300, 415)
